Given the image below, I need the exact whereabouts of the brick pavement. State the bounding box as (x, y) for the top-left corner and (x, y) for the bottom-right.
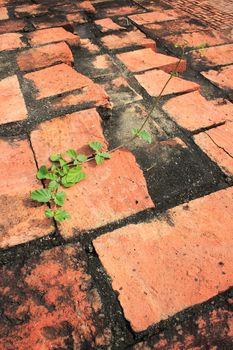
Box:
(0, 0), (233, 349)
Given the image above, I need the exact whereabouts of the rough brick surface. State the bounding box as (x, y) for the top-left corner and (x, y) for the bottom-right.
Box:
(80, 38), (100, 54)
(97, 4), (143, 17)
(17, 42), (73, 72)
(27, 27), (80, 47)
(165, 30), (230, 48)
(201, 65), (233, 91)
(15, 3), (48, 17)
(95, 18), (124, 32)
(129, 9), (186, 25)
(51, 83), (111, 110)
(0, 139), (53, 249)
(0, 75), (27, 125)
(0, 19), (27, 35)
(0, 6), (8, 20)
(194, 123), (233, 175)
(0, 244), (112, 349)
(94, 187), (233, 331)
(191, 43), (233, 68)
(30, 109), (154, 236)
(163, 91), (233, 131)
(133, 297), (233, 349)
(135, 69), (199, 97)
(30, 108), (108, 167)
(0, 32), (25, 52)
(100, 29), (156, 51)
(24, 63), (92, 100)
(117, 48), (186, 73)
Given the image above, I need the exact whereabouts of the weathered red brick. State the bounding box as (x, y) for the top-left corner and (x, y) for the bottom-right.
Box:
(0, 6), (8, 20)
(59, 150), (154, 237)
(0, 139), (53, 249)
(0, 32), (25, 52)
(17, 42), (73, 72)
(100, 29), (156, 51)
(99, 4), (143, 17)
(163, 91), (233, 131)
(94, 187), (233, 331)
(31, 16), (69, 30)
(135, 69), (199, 97)
(80, 38), (100, 54)
(66, 12), (87, 24)
(201, 65), (233, 91)
(191, 43), (233, 68)
(117, 48), (186, 73)
(84, 54), (119, 78)
(15, 4), (48, 17)
(129, 9), (186, 25)
(51, 83), (111, 110)
(24, 63), (92, 100)
(78, 0), (96, 13)
(30, 108), (108, 168)
(27, 27), (80, 47)
(30, 109), (154, 237)
(0, 244), (112, 349)
(194, 123), (233, 175)
(133, 303), (233, 349)
(0, 75), (27, 124)
(95, 18), (124, 32)
(0, 19), (27, 35)
(165, 30), (230, 49)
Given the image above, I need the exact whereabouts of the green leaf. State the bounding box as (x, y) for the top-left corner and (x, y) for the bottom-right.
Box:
(131, 128), (139, 137)
(59, 158), (67, 167)
(88, 141), (102, 152)
(48, 180), (60, 191)
(54, 209), (71, 222)
(31, 188), (52, 203)
(66, 149), (77, 159)
(97, 151), (110, 159)
(76, 154), (87, 163)
(66, 167), (85, 184)
(54, 191), (66, 206)
(61, 176), (74, 188)
(95, 154), (104, 165)
(37, 165), (48, 180)
(45, 173), (59, 181)
(62, 164), (69, 175)
(50, 153), (61, 162)
(139, 130), (152, 144)
(45, 209), (54, 218)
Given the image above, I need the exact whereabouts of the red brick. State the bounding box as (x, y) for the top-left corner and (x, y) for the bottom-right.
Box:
(0, 139), (53, 249)
(0, 244), (112, 349)
(80, 38), (100, 54)
(59, 150), (154, 237)
(100, 29), (156, 51)
(30, 109), (154, 237)
(165, 30), (230, 49)
(15, 4), (48, 17)
(0, 19), (27, 35)
(0, 32), (25, 52)
(0, 6), (8, 20)
(0, 75), (27, 124)
(191, 43), (233, 68)
(201, 65), (233, 91)
(78, 0), (96, 13)
(95, 18), (124, 32)
(133, 305), (233, 349)
(135, 69), (199, 97)
(143, 19), (208, 36)
(17, 42), (73, 72)
(194, 123), (233, 175)
(66, 12), (87, 24)
(24, 63), (92, 100)
(84, 54), (119, 78)
(51, 83), (111, 110)
(128, 9), (186, 25)
(163, 91), (233, 131)
(99, 4), (143, 17)
(31, 16), (69, 30)
(30, 108), (108, 168)
(117, 48), (186, 73)
(27, 27), (80, 47)
(94, 187), (233, 331)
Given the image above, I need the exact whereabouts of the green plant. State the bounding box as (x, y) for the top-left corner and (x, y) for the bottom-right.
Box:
(31, 45), (187, 221)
